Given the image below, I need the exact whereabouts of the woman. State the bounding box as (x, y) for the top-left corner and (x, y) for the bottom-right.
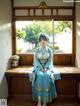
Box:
(30, 33), (61, 106)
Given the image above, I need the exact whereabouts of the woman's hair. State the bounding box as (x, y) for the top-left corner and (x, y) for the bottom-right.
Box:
(38, 33), (49, 42)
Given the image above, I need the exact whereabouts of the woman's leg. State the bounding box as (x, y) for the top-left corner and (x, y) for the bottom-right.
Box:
(42, 101), (46, 106)
(37, 102), (41, 106)
(37, 96), (41, 106)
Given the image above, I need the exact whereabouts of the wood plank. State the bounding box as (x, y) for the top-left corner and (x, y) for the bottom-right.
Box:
(6, 66), (80, 75)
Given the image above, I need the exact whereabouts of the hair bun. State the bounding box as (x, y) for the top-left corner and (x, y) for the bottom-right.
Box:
(38, 33), (49, 42)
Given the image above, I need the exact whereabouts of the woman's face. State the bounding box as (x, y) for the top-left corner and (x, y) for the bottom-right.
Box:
(39, 39), (47, 47)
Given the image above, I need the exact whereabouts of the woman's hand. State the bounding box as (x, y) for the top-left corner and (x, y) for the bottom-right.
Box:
(32, 71), (35, 74)
(42, 68), (47, 72)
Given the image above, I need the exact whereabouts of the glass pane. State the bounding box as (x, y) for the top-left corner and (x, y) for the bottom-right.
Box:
(15, 20), (53, 54)
(54, 21), (72, 54)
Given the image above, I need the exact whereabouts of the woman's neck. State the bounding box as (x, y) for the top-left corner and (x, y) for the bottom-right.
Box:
(40, 45), (46, 48)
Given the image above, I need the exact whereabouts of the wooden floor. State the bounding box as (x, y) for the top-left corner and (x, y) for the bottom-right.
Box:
(8, 97), (80, 106)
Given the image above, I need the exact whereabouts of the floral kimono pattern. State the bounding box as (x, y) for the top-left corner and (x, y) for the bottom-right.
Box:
(29, 46), (61, 103)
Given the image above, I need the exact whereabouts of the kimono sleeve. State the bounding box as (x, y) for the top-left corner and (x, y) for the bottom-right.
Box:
(33, 48), (43, 72)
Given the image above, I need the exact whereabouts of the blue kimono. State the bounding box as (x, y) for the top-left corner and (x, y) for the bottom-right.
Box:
(29, 46), (61, 103)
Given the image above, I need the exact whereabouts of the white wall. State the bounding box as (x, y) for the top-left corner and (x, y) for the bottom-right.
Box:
(0, 0), (12, 98)
(76, 3), (80, 67)
(76, 3), (80, 98)
(14, 0), (73, 6)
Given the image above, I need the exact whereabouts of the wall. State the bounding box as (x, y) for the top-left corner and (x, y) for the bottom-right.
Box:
(76, 3), (80, 68)
(0, 0), (12, 98)
(14, 0), (73, 6)
(75, 2), (80, 98)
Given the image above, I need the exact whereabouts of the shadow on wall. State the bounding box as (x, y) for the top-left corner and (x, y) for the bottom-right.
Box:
(0, 74), (8, 99)
(75, 21), (80, 68)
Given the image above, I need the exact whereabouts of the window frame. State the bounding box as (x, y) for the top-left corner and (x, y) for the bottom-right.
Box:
(11, 1), (76, 65)
(15, 20), (73, 55)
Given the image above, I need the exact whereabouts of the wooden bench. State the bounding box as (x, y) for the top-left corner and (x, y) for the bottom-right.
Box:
(6, 66), (80, 102)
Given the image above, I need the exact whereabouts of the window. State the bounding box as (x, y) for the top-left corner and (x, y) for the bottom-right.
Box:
(54, 21), (72, 54)
(16, 20), (72, 54)
(16, 20), (53, 54)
